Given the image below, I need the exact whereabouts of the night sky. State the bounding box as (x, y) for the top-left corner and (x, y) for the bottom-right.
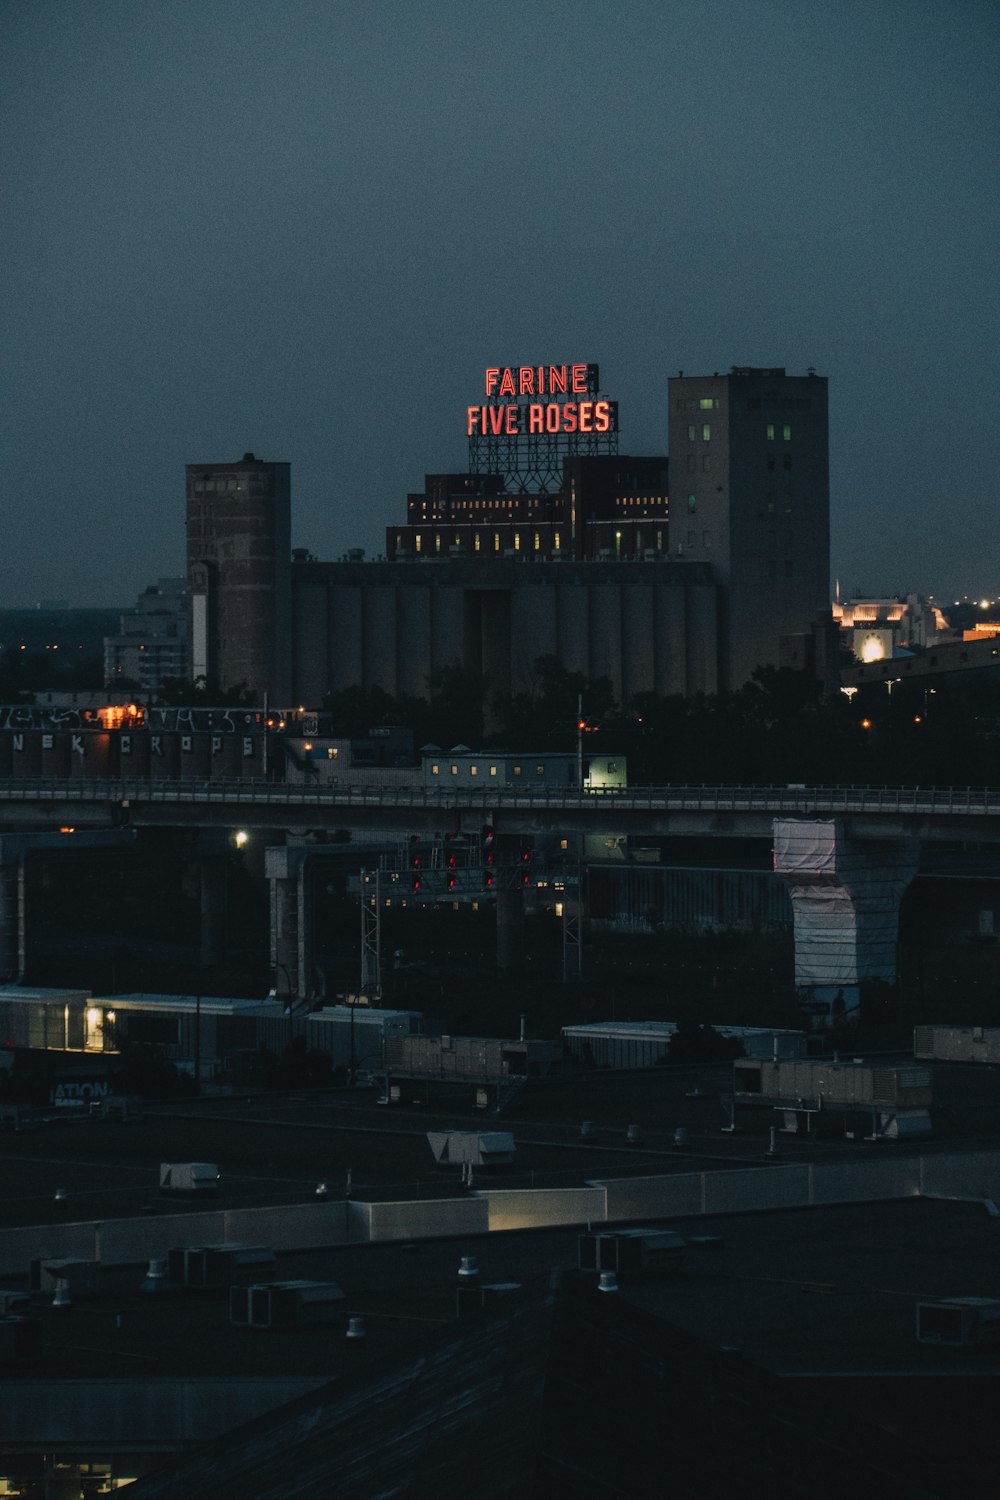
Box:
(3, 0), (997, 607)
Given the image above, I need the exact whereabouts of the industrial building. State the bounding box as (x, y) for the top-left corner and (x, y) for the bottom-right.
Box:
(186, 365), (831, 706)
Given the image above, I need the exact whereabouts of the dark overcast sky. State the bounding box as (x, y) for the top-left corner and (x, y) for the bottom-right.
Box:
(2, 0), (997, 606)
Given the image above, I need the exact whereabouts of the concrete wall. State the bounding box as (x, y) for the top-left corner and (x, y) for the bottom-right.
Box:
(4, 1151), (997, 1275)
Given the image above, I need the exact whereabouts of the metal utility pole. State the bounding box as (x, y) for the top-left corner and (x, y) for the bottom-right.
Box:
(360, 869), (381, 998)
(562, 864), (584, 983)
(576, 693), (584, 791)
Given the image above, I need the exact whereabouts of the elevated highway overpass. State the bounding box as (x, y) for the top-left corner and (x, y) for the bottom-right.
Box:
(0, 776), (999, 843)
(1, 777), (997, 1010)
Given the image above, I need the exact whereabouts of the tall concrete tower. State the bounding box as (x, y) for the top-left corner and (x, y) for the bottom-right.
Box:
(185, 453), (291, 702)
(667, 367), (829, 690)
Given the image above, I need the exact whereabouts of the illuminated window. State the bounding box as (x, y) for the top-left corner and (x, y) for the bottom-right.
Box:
(489, 765), (497, 776)
(431, 763), (439, 775)
(687, 494), (696, 512)
(554, 531), (562, 550)
(536, 764), (545, 775)
(766, 423), (775, 441)
(699, 397), (718, 409)
(435, 534), (442, 552)
(470, 765), (478, 776)
(513, 765), (522, 776)
(783, 424), (792, 441)
(514, 532), (521, 550)
(415, 534), (422, 553)
(702, 424), (711, 441)
(687, 424), (696, 441)
(534, 532), (541, 550)
(494, 533), (501, 552)
(474, 534), (481, 552)
(450, 764), (458, 775)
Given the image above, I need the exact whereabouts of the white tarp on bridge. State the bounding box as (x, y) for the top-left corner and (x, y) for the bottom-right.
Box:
(773, 820), (918, 989)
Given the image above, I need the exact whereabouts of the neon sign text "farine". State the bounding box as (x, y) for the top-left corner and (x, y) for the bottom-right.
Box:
(466, 363), (617, 437)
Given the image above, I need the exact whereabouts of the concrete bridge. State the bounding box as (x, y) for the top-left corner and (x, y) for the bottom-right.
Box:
(1, 777), (998, 1014)
(0, 776), (999, 841)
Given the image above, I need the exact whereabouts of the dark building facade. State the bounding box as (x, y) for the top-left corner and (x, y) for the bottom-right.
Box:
(186, 454), (291, 702)
(667, 367), (829, 690)
(387, 455), (670, 564)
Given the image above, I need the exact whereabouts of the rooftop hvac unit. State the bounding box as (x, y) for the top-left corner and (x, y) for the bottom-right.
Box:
(159, 1161), (218, 1195)
(456, 1280), (524, 1318)
(578, 1228), (685, 1279)
(916, 1297), (1000, 1347)
(426, 1130), (515, 1166)
(168, 1243), (276, 1291)
(230, 1280), (345, 1329)
(94, 1094), (144, 1123)
(29, 1258), (99, 1297)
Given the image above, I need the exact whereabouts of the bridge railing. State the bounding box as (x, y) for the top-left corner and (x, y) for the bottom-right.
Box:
(1, 777), (999, 816)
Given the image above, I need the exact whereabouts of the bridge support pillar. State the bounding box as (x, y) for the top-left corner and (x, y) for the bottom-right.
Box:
(496, 886), (525, 974)
(269, 876), (301, 999)
(774, 819), (918, 1021)
(0, 858), (22, 983)
(199, 856), (228, 971)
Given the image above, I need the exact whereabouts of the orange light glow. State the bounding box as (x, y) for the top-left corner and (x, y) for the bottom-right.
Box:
(861, 718), (872, 729)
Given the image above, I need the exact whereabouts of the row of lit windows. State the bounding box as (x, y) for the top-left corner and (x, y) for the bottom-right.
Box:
(614, 495), (666, 506)
(430, 762), (549, 777)
(417, 497), (545, 512)
(687, 424), (713, 441)
(675, 397), (720, 411)
(406, 531), (565, 554)
(766, 424), (793, 441)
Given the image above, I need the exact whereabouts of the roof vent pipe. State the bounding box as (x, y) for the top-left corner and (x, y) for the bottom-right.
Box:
(140, 1257), (175, 1296)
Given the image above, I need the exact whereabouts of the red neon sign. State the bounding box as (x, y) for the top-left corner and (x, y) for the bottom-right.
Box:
(469, 363), (617, 439)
